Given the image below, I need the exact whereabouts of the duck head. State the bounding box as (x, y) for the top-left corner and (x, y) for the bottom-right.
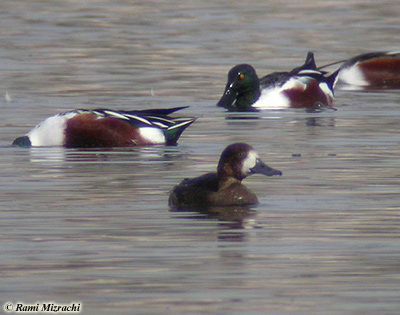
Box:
(216, 64), (261, 112)
(217, 143), (282, 181)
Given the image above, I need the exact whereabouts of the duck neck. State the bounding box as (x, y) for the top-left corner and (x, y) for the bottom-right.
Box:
(233, 86), (261, 112)
(218, 175), (241, 190)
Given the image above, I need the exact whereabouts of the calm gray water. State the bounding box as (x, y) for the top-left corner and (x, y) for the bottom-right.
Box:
(1, 1), (400, 314)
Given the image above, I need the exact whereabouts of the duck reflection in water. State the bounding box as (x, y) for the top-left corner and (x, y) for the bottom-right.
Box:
(169, 143), (282, 214)
(171, 204), (256, 229)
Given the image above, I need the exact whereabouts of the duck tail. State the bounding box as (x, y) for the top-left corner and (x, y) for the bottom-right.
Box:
(290, 52), (320, 74)
(326, 68), (340, 91)
(137, 106), (189, 116)
(304, 51), (318, 70)
(165, 118), (196, 145)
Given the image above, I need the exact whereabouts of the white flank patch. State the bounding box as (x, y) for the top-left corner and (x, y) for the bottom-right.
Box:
(139, 127), (165, 144)
(338, 65), (368, 86)
(242, 150), (259, 175)
(319, 82), (334, 99)
(254, 87), (290, 109)
(283, 76), (310, 90)
(27, 112), (77, 146)
(254, 76), (309, 109)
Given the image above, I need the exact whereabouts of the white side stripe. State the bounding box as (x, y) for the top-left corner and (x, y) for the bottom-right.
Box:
(168, 120), (194, 130)
(104, 110), (130, 120)
(151, 121), (169, 128)
(123, 114), (152, 125)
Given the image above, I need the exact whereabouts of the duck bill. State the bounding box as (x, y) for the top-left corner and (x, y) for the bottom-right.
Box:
(250, 159), (282, 177)
(216, 86), (236, 109)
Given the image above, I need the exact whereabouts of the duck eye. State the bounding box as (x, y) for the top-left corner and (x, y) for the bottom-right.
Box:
(239, 73), (245, 79)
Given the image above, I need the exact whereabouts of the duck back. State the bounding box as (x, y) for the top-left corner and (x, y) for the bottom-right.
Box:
(169, 172), (258, 209)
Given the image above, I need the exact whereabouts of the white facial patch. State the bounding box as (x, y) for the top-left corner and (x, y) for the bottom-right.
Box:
(138, 127), (165, 144)
(241, 150), (259, 175)
(27, 112), (77, 146)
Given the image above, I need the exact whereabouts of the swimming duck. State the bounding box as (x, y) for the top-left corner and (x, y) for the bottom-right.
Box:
(12, 106), (195, 148)
(169, 143), (282, 208)
(334, 51), (400, 88)
(216, 52), (338, 111)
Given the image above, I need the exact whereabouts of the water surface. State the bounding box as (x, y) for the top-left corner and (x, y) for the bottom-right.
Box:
(1, 1), (400, 314)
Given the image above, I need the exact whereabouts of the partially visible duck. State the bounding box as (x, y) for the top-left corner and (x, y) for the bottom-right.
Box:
(216, 52), (338, 111)
(12, 106), (195, 148)
(169, 143), (282, 209)
(335, 51), (400, 89)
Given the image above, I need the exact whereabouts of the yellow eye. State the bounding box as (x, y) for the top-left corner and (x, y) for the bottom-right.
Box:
(239, 73), (245, 79)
